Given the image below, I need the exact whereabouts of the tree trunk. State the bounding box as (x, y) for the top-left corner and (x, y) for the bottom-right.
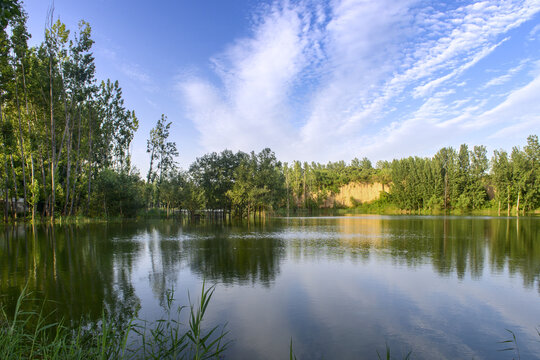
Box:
(146, 143), (155, 210)
(87, 110), (93, 214)
(0, 95), (9, 221)
(10, 155), (18, 220)
(28, 112), (36, 223)
(286, 177), (289, 216)
(444, 172), (448, 210)
(49, 49), (56, 222)
(3, 161), (8, 222)
(516, 191), (520, 217)
(69, 108), (82, 216)
(63, 118), (72, 215)
(507, 185), (510, 217)
(303, 170), (307, 208)
(38, 150), (47, 218)
(15, 77), (28, 219)
(498, 200), (500, 217)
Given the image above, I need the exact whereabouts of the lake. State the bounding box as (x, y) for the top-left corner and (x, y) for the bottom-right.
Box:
(1, 215), (539, 359)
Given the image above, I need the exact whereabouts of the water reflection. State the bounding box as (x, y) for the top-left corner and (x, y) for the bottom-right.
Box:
(0, 216), (539, 359)
(278, 216), (539, 291)
(0, 224), (142, 327)
(1, 218), (538, 315)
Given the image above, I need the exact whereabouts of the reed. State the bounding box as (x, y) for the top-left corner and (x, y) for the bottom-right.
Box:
(0, 282), (228, 359)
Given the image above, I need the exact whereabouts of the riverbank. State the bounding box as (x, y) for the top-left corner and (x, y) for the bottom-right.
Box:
(2, 203), (539, 226)
(276, 197), (540, 217)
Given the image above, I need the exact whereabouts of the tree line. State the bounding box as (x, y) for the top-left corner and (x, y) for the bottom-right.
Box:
(1, 2), (141, 221)
(280, 136), (539, 215)
(1, 2), (538, 221)
(144, 135), (539, 219)
(387, 137), (539, 214)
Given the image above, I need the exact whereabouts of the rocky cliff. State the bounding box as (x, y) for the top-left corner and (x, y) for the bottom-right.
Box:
(322, 182), (387, 208)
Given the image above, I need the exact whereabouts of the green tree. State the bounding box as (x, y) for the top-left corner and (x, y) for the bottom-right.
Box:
(491, 149), (512, 215)
(189, 150), (247, 211)
(522, 135), (540, 211)
(91, 168), (144, 218)
(146, 114), (178, 208)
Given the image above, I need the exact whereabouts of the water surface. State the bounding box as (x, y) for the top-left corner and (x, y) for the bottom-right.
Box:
(1, 216), (539, 359)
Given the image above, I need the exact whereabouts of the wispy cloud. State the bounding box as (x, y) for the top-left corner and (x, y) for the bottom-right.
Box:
(179, 1), (312, 152)
(467, 70), (540, 129)
(177, 0), (540, 162)
(97, 45), (157, 92)
(529, 23), (540, 38)
(482, 60), (527, 88)
(121, 64), (151, 84)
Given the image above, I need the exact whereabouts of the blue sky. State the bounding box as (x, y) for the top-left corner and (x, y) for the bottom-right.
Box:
(24, 0), (540, 174)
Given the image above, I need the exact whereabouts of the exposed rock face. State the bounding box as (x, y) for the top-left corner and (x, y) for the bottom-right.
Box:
(322, 182), (386, 208)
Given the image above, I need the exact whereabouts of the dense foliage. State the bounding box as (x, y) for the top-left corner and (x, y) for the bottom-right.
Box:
(280, 137), (539, 214)
(388, 136), (540, 213)
(1, 3), (139, 221)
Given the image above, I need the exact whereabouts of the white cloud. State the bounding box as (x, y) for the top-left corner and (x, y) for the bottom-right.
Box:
(482, 60), (527, 88)
(467, 70), (540, 129)
(363, 69), (540, 160)
(413, 38), (508, 98)
(529, 23), (540, 38)
(178, 1), (311, 153)
(177, 0), (540, 163)
(121, 63), (152, 84)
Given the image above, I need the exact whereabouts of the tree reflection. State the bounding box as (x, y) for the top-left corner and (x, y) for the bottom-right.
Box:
(280, 216), (540, 292)
(0, 223), (142, 328)
(1, 216), (538, 328)
(372, 217), (539, 290)
(181, 222), (285, 287)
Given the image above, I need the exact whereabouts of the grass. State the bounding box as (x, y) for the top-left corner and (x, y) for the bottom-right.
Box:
(376, 344), (412, 360)
(0, 282), (228, 360)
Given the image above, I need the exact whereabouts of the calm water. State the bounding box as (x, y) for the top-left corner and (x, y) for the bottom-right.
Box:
(1, 216), (539, 359)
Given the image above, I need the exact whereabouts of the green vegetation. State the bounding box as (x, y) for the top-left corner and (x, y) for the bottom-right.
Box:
(0, 2), (140, 222)
(387, 138), (540, 214)
(1, 2), (539, 222)
(0, 283), (228, 360)
(280, 136), (539, 215)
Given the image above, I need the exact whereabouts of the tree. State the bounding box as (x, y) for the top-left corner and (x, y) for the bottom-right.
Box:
(226, 148), (284, 218)
(491, 150), (511, 215)
(0, 3), (140, 221)
(146, 114), (178, 208)
(0, 0), (21, 30)
(511, 146), (526, 215)
(433, 147), (456, 210)
(522, 135), (540, 211)
(91, 168), (144, 218)
(189, 150), (247, 211)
